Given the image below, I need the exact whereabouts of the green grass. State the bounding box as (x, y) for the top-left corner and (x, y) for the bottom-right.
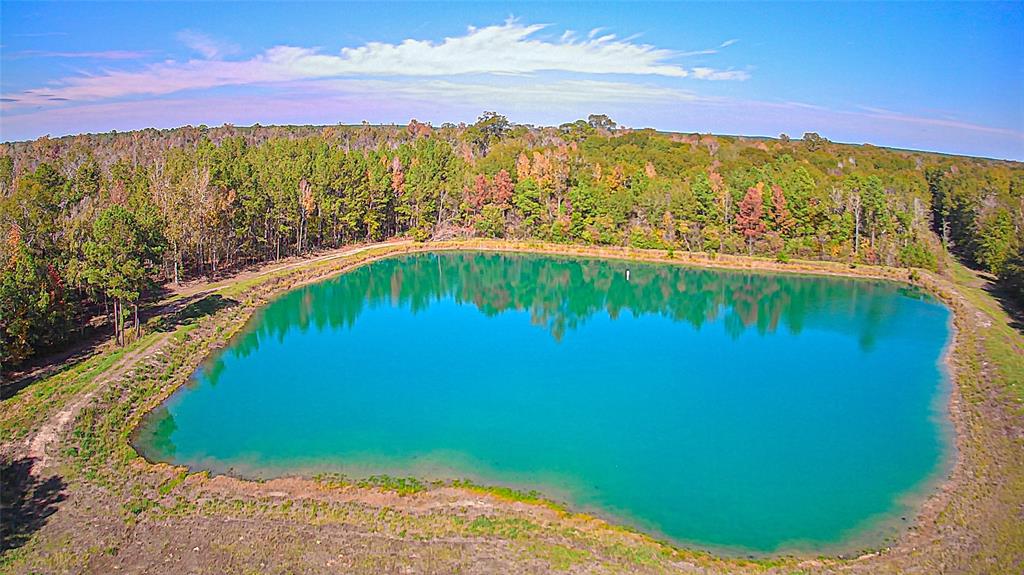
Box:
(450, 479), (568, 513)
(948, 260), (1024, 405)
(936, 258), (1024, 571)
(522, 542), (592, 570)
(157, 470), (188, 495)
(0, 331), (163, 442)
(467, 516), (539, 539)
(314, 472), (430, 496)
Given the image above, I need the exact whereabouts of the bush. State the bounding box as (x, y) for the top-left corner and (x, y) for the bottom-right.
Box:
(899, 241), (938, 271)
(474, 205), (505, 238)
(999, 246), (1024, 305)
(411, 227), (431, 242)
(628, 228), (667, 250)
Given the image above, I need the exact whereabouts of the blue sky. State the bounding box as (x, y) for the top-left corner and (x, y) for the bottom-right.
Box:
(1, 1), (1022, 159)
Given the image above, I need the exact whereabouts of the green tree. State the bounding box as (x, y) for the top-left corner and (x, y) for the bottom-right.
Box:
(802, 132), (828, 152)
(976, 209), (1017, 276)
(1, 230), (71, 368)
(467, 111), (511, 154)
(587, 114), (617, 132)
(82, 205), (161, 345)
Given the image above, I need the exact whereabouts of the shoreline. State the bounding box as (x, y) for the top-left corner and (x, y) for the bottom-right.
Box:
(124, 239), (968, 563)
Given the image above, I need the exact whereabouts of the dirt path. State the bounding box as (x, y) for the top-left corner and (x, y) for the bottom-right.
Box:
(26, 332), (172, 475)
(158, 240), (411, 305)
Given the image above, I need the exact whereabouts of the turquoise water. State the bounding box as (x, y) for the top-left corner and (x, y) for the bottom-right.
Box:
(135, 251), (952, 553)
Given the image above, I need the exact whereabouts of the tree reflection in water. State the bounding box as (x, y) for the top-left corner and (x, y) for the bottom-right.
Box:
(221, 252), (913, 368)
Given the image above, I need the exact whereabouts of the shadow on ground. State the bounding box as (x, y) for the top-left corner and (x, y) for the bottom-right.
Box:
(1, 323), (110, 401)
(0, 457), (67, 552)
(1, 293), (239, 401)
(982, 282), (1024, 334)
(155, 293), (240, 332)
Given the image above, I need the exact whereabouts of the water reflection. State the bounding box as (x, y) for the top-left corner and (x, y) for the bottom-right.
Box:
(135, 406), (177, 457)
(222, 252), (911, 367)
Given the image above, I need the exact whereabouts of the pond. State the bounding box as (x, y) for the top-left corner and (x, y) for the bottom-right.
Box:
(134, 251), (953, 553)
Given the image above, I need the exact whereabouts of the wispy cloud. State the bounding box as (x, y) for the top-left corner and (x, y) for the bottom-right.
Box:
(12, 31), (69, 38)
(854, 106), (1023, 137)
(677, 38), (741, 58)
(177, 29), (239, 59)
(691, 67), (750, 81)
(3, 21), (747, 108)
(6, 49), (150, 60)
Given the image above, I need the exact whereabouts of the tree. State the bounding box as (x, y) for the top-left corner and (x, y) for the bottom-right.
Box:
(559, 120), (595, 143)
(492, 169), (514, 206)
(2, 163), (64, 254)
(976, 209), (1016, 276)
(476, 205), (505, 238)
(1000, 244), (1024, 304)
(769, 184), (795, 237)
(0, 155), (13, 196)
(736, 183), (766, 254)
(1, 228), (70, 368)
(513, 179), (543, 235)
(467, 111), (511, 154)
(467, 174), (490, 212)
(298, 178), (315, 253)
(82, 205), (160, 345)
(515, 153), (531, 181)
(587, 114), (617, 132)
(803, 132), (827, 152)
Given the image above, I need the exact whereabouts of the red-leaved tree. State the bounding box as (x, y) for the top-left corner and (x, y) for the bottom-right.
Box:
(769, 184), (795, 237)
(492, 169), (513, 206)
(467, 174), (490, 212)
(736, 182), (766, 254)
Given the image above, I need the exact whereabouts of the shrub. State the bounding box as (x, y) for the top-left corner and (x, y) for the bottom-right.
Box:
(899, 241), (938, 271)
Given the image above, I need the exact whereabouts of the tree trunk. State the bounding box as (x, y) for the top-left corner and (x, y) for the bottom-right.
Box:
(854, 212), (860, 256)
(134, 303), (140, 339)
(114, 299), (122, 346)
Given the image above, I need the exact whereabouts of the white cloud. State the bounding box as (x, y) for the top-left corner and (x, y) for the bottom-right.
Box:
(177, 29), (239, 59)
(328, 22), (690, 77)
(691, 67), (750, 81)
(3, 21), (747, 108)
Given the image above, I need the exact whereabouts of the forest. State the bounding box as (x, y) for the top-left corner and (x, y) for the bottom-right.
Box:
(2, 113), (1023, 370)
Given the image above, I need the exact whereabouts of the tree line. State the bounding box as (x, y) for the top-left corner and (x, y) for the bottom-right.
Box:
(2, 114), (1022, 369)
